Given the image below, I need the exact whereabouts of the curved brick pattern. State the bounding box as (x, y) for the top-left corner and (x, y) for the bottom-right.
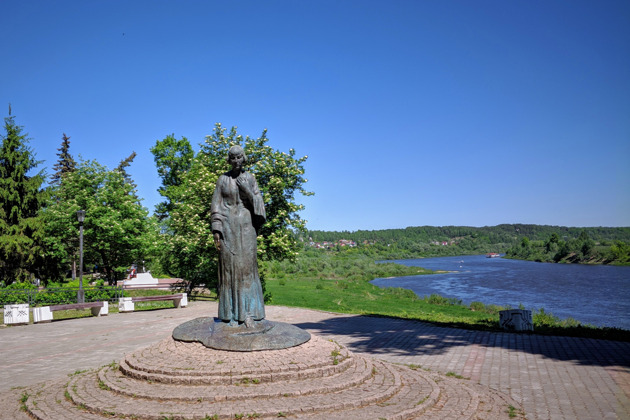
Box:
(419, 371), (523, 420)
(298, 365), (443, 420)
(0, 387), (34, 420)
(119, 336), (352, 385)
(123, 335), (347, 379)
(24, 380), (103, 420)
(100, 356), (373, 401)
(1, 302), (626, 419)
(119, 344), (354, 385)
(13, 333), (524, 420)
(67, 359), (403, 418)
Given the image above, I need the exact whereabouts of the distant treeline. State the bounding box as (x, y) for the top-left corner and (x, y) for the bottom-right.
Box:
(305, 224), (630, 263)
(505, 231), (630, 265)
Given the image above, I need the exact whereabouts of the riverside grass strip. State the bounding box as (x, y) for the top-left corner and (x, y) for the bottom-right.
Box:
(265, 274), (630, 342)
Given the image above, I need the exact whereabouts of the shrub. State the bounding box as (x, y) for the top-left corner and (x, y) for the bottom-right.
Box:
(0, 282), (36, 304)
(424, 294), (462, 306)
(469, 301), (486, 312)
(533, 307), (559, 327)
(0, 283), (121, 306)
(385, 287), (417, 300)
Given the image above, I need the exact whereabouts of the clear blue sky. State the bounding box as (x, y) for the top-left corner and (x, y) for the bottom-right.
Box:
(2, 1), (629, 231)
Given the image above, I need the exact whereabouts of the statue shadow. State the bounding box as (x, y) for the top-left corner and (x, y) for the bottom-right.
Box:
(295, 314), (630, 368)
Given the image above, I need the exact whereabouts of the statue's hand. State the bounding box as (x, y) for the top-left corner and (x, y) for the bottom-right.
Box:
(236, 175), (253, 199)
(236, 174), (251, 191)
(213, 232), (222, 251)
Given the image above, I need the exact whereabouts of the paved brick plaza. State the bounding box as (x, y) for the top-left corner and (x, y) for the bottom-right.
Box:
(0, 301), (628, 419)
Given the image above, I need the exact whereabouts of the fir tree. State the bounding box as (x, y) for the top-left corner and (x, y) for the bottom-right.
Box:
(0, 111), (47, 285)
(116, 151), (138, 192)
(51, 133), (76, 185)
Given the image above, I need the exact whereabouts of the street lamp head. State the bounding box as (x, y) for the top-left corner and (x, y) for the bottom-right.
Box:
(77, 210), (86, 223)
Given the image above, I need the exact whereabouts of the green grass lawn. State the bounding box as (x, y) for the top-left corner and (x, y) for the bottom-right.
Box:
(268, 276), (497, 328)
(266, 275), (630, 342)
(262, 254), (630, 341)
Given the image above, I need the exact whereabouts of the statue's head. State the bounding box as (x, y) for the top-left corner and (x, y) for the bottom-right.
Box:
(227, 145), (247, 168)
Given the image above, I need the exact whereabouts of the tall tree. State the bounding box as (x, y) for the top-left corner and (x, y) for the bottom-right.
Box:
(152, 123), (312, 292)
(150, 135), (194, 220)
(43, 160), (152, 285)
(50, 133), (76, 186)
(0, 111), (47, 285)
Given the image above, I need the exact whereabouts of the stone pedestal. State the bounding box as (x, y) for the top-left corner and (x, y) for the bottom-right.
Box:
(499, 309), (534, 332)
(92, 301), (109, 316)
(173, 317), (311, 351)
(3, 304), (30, 325)
(118, 297), (134, 313)
(123, 272), (159, 287)
(33, 306), (53, 323)
(174, 293), (188, 308)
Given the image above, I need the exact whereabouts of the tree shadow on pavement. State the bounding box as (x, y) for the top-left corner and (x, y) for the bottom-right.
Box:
(295, 314), (630, 368)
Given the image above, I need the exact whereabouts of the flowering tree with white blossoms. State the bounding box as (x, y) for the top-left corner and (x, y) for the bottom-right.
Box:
(152, 123), (312, 295)
(43, 160), (152, 284)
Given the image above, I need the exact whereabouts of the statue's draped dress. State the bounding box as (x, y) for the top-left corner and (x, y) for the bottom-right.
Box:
(211, 171), (266, 323)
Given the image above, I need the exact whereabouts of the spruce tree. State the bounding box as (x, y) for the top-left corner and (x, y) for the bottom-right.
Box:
(0, 111), (47, 285)
(116, 151), (138, 192)
(51, 133), (76, 185)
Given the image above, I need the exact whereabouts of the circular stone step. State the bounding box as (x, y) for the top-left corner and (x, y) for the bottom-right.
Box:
(120, 335), (351, 384)
(99, 356), (374, 401)
(8, 332), (526, 419)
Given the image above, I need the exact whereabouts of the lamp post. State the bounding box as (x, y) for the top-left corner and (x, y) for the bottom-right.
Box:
(77, 210), (86, 304)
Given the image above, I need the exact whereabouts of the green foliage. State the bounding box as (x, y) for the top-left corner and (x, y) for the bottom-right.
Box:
(0, 112), (47, 285)
(505, 231), (630, 265)
(152, 123), (312, 293)
(528, 306), (629, 340)
(469, 301), (505, 315)
(151, 134), (194, 221)
(445, 371), (466, 379)
(0, 282), (120, 305)
(263, 249), (432, 286)
(0, 281), (35, 304)
(307, 225), (630, 262)
(424, 294), (462, 306)
(507, 405), (522, 418)
(42, 160), (153, 284)
(469, 301), (486, 312)
(607, 240), (630, 264)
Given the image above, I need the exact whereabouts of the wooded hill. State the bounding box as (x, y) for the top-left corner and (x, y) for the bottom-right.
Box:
(305, 224), (630, 262)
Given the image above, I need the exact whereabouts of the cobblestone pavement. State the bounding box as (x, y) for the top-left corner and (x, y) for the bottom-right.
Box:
(1, 301), (628, 419)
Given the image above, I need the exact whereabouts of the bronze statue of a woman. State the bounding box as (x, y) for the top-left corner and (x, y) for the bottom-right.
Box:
(211, 145), (266, 327)
(173, 145), (310, 350)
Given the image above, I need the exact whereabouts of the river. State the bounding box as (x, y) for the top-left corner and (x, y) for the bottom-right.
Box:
(371, 255), (630, 330)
